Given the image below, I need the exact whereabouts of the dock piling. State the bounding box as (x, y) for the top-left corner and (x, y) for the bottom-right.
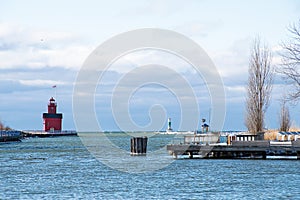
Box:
(131, 137), (148, 156)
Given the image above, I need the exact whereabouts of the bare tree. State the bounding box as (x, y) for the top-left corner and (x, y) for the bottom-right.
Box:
(0, 119), (11, 130)
(278, 20), (300, 100)
(245, 38), (274, 133)
(279, 100), (291, 132)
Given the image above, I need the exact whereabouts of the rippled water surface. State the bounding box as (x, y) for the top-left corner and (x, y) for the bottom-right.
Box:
(1, 134), (300, 199)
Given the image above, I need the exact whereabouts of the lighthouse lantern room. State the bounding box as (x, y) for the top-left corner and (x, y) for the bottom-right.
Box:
(42, 97), (63, 132)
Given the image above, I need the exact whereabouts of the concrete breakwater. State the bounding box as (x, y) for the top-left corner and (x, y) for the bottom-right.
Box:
(21, 130), (77, 137)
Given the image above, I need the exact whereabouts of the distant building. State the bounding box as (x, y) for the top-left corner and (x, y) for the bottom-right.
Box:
(201, 118), (209, 132)
(277, 132), (300, 141)
(42, 97), (63, 132)
(202, 123), (209, 132)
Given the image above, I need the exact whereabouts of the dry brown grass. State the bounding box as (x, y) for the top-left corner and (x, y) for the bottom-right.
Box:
(289, 127), (300, 132)
(264, 130), (278, 140)
(264, 127), (300, 140)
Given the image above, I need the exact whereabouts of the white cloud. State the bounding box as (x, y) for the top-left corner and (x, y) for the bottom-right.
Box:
(0, 23), (93, 69)
(19, 79), (65, 87)
(112, 49), (197, 74)
(271, 45), (284, 66)
(210, 37), (251, 79)
(226, 85), (245, 93)
(175, 20), (223, 38)
(117, 0), (183, 18)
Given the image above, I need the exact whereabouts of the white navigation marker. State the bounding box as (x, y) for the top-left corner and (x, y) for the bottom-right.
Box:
(167, 118), (173, 132)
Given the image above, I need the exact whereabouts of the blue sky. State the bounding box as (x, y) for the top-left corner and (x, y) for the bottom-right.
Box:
(1, 0), (300, 131)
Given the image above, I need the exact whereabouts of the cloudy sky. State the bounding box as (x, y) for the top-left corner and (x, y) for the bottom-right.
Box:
(1, 0), (300, 131)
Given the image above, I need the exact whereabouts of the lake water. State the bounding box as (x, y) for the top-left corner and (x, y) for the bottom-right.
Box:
(1, 133), (300, 199)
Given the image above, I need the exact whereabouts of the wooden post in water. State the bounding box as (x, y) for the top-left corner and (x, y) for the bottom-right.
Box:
(131, 137), (148, 156)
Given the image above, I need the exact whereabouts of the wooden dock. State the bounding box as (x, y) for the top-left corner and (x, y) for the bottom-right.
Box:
(167, 140), (300, 159)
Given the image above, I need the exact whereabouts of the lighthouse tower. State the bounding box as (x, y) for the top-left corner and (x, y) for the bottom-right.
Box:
(166, 117), (173, 132)
(42, 97), (63, 132)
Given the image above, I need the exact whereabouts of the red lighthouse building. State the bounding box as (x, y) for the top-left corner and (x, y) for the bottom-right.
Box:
(43, 97), (63, 132)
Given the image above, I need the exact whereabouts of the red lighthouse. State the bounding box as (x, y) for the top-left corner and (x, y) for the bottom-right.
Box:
(42, 97), (63, 132)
